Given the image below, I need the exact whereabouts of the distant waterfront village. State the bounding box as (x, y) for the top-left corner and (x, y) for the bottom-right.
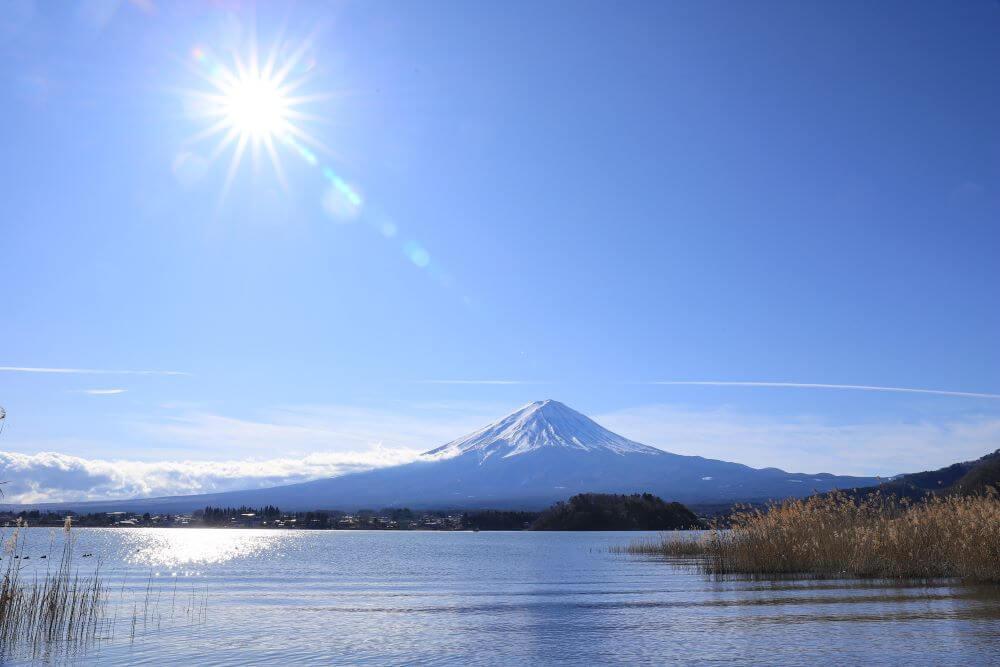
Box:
(1, 494), (705, 531)
(2, 506), (488, 530)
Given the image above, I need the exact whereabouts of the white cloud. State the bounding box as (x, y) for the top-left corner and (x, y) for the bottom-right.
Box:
(80, 389), (127, 396)
(597, 404), (1000, 477)
(0, 366), (187, 376)
(136, 404), (503, 456)
(649, 381), (1000, 401)
(414, 380), (543, 385)
(0, 447), (421, 504)
(0, 402), (512, 503)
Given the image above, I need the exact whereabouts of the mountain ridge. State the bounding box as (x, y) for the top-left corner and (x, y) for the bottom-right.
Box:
(4, 400), (884, 512)
(843, 448), (1000, 501)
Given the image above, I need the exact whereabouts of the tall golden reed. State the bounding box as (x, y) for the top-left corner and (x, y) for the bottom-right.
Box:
(621, 491), (1000, 581)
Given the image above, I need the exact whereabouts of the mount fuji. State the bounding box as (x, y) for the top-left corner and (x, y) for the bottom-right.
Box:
(27, 400), (883, 512)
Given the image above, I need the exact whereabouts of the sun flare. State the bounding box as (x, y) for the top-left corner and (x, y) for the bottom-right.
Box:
(186, 40), (323, 196)
(222, 74), (289, 138)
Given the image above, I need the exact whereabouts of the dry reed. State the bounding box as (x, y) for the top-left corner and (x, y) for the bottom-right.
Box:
(619, 491), (1000, 581)
(0, 517), (107, 660)
(0, 519), (210, 661)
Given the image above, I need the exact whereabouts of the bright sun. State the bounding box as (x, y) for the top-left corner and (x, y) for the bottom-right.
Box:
(222, 75), (289, 138)
(186, 41), (322, 196)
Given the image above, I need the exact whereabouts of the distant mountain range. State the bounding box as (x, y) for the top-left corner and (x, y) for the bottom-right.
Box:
(12, 400), (884, 512)
(849, 448), (1000, 500)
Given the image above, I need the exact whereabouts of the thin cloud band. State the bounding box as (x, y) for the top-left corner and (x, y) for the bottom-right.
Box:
(650, 381), (1000, 400)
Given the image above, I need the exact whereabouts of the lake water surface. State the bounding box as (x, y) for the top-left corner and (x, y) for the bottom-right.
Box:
(6, 528), (1000, 665)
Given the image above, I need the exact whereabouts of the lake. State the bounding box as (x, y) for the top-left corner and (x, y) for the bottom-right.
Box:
(5, 528), (1000, 665)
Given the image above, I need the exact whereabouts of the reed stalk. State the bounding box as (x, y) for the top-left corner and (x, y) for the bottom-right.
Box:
(0, 517), (107, 660)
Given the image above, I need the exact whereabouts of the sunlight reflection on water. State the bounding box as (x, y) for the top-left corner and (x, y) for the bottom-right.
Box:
(118, 528), (294, 567)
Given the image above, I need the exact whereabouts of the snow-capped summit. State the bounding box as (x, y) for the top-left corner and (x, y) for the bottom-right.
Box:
(422, 399), (663, 461)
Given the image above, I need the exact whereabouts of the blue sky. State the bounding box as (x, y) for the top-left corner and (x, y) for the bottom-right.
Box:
(1, 1), (999, 502)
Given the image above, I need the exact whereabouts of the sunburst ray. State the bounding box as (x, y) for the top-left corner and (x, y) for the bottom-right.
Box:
(183, 34), (327, 198)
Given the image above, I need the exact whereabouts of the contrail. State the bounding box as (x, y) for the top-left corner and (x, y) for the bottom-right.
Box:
(650, 381), (1000, 400)
(0, 367), (188, 376)
(415, 380), (541, 385)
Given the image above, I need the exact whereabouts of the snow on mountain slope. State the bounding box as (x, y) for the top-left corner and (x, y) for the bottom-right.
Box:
(422, 399), (663, 461)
